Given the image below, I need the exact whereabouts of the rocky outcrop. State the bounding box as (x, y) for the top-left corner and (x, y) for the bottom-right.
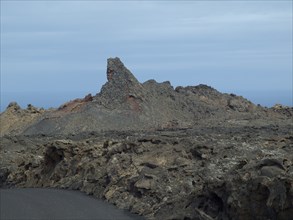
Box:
(0, 102), (46, 136)
(7, 102), (21, 111)
(271, 104), (293, 117)
(3, 125), (292, 219)
(97, 57), (145, 111)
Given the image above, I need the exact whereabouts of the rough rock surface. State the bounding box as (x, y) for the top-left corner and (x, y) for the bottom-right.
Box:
(0, 102), (46, 136)
(1, 57), (292, 219)
(1, 126), (292, 219)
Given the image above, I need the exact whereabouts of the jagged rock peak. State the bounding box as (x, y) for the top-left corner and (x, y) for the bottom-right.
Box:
(97, 57), (144, 109)
(106, 57), (140, 84)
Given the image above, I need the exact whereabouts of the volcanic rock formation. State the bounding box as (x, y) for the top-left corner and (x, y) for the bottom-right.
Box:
(1, 57), (291, 136)
(1, 57), (292, 220)
(0, 102), (45, 136)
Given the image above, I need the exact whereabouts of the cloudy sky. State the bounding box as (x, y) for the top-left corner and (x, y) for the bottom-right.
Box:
(1, 1), (292, 111)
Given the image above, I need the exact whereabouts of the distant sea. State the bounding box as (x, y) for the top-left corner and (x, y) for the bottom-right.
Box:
(1, 90), (292, 112)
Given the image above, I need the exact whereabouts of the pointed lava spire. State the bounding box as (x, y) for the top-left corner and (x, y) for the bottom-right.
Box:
(98, 57), (145, 109)
(106, 57), (140, 84)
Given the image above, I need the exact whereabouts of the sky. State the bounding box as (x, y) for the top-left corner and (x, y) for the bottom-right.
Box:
(1, 1), (292, 111)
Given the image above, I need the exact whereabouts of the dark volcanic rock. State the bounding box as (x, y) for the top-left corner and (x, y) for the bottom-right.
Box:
(2, 126), (293, 219)
(1, 57), (290, 136)
(1, 57), (292, 220)
(97, 57), (145, 110)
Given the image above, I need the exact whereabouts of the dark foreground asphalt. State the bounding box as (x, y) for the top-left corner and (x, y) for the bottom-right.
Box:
(0, 188), (144, 220)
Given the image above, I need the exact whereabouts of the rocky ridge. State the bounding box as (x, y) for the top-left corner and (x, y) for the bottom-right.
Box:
(1, 57), (291, 136)
(0, 102), (46, 136)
